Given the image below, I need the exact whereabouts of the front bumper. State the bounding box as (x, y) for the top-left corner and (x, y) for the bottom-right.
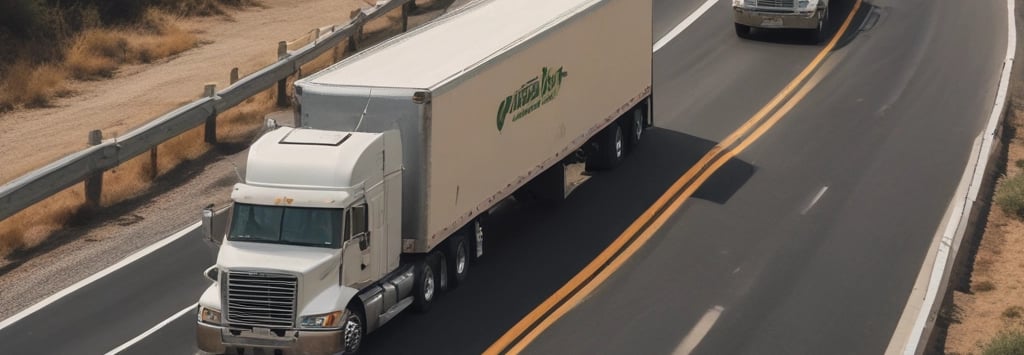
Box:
(733, 7), (821, 29)
(197, 322), (343, 355)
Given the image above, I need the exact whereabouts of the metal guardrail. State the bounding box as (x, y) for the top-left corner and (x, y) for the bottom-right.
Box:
(0, 0), (417, 222)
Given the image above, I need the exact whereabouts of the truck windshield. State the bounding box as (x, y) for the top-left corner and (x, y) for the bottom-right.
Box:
(227, 203), (342, 248)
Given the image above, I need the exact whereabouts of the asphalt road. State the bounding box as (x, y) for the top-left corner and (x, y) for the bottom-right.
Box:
(0, 0), (1009, 354)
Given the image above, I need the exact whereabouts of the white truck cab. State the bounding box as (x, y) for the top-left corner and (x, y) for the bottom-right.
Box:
(197, 127), (406, 354)
(732, 0), (829, 42)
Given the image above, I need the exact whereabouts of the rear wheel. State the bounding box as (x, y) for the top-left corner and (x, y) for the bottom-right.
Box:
(445, 233), (470, 288)
(586, 122), (624, 171)
(628, 107), (645, 150)
(810, 9), (827, 43)
(735, 23), (751, 38)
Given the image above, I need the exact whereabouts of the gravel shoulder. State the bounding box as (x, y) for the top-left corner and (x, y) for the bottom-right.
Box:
(0, 0), (460, 321)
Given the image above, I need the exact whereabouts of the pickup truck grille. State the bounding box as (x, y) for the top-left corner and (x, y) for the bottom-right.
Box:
(225, 271), (298, 328)
(755, 0), (795, 8)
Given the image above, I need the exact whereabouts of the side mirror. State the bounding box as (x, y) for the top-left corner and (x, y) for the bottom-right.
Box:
(265, 118), (279, 130)
(202, 205), (219, 246)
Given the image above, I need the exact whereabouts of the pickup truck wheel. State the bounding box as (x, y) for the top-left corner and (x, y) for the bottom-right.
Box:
(735, 23), (751, 38)
(412, 255), (438, 313)
(446, 234), (470, 288)
(811, 9), (827, 44)
(342, 306), (365, 354)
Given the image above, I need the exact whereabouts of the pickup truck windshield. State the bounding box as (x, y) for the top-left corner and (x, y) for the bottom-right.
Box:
(228, 203), (342, 248)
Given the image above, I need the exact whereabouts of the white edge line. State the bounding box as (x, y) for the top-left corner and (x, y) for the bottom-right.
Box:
(106, 303), (197, 355)
(898, 0), (1016, 353)
(673, 305), (726, 355)
(0, 221), (202, 331)
(801, 186), (829, 215)
(653, 0), (720, 52)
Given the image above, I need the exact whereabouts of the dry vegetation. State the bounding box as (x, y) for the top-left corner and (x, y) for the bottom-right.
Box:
(0, 0), (423, 257)
(0, 0), (260, 111)
(945, 104), (1024, 354)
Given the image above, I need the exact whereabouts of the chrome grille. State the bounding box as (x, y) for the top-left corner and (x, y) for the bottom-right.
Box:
(225, 271), (297, 328)
(755, 0), (795, 8)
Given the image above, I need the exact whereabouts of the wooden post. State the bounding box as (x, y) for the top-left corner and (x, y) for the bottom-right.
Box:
(348, 9), (364, 53)
(277, 41), (289, 107)
(230, 67), (239, 84)
(85, 130), (103, 208)
(204, 84), (218, 144)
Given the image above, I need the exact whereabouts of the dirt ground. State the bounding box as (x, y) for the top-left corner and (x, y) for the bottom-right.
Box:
(944, 108), (1024, 354)
(0, 0), (370, 183)
(0, 0), (459, 320)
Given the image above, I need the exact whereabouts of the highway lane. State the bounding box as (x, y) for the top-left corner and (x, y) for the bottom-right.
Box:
(520, 0), (1009, 354)
(0, 227), (215, 354)
(1, 1), (719, 355)
(10, 0), (1005, 354)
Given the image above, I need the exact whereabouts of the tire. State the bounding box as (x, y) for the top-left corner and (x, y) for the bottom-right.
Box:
(586, 122), (625, 171)
(735, 23), (751, 38)
(445, 233), (470, 288)
(627, 107), (645, 150)
(412, 255), (438, 313)
(342, 304), (365, 354)
(810, 9), (827, 44)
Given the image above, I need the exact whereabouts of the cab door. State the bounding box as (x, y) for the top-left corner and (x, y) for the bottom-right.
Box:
(341, 203), (373, 289)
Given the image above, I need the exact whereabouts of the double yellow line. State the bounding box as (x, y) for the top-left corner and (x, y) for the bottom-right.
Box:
(484, 1), (863, 353)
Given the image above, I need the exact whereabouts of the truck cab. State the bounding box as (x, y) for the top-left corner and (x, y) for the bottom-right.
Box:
(732, 0), (829, 42)
(196, 127), (408, 354)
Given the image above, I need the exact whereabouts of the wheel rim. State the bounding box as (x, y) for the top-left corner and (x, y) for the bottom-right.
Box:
(614, 127), (623, 159)
(456, 241), (467, 275)
(343, 312), (362, 352)
(423, 265), (435, 301)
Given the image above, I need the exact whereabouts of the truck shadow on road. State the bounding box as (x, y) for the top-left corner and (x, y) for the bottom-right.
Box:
(359, 128), (756, 355)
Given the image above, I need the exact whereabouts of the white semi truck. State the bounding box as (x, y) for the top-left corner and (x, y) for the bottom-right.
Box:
(732, 0), (829, 42)
(196, 0), (652, 353)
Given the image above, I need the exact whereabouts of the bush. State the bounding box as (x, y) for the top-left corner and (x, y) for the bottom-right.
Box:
(995, 173), (1024, 218)
(1003, 306), (1024, 319)
(983, 329), (1024, 355)
(0, 0), (43, 36)
(975, 280), (996, 292)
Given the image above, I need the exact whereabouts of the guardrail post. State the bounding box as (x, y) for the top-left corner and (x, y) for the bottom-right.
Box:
(401, 2), (411, 32)
(204, 84), (218, 144)
(348, 9), (365, 52)
(277, 41), (289, 107)
(150, 146), (158, 180)
(85, 130), (103, 208)
(230, 68), (239, 84)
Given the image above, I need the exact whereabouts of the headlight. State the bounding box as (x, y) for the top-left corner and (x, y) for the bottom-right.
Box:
(798, 0), (818, 9)
(300, 311), (343, 328)
(733, 0), (752, 6)
(198, 305), (221, 325)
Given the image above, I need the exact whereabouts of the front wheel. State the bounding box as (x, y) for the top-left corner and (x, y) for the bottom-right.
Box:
(342, 305), (365, 354)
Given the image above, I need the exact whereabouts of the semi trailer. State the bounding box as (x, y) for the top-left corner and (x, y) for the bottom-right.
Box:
(196, 0), (653, 353)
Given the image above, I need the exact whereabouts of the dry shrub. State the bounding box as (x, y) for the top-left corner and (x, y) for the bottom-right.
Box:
(0, 61), (68, 109)
(996, 173), (1024, 218)
(66, 29), (126, 79)
(0, 186), (85, 257)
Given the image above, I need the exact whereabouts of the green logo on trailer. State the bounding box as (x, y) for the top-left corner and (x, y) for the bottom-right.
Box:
(496, 66), (568, 132)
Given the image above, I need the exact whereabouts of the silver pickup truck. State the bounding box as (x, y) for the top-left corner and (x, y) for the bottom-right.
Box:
(732, 0), (829, 42)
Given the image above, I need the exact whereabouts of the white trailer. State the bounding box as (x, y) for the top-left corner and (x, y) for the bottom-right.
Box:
(196, 0), (652, 353)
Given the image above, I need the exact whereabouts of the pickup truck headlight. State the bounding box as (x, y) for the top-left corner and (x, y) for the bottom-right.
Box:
(798, 0), (819, 9)
(300, 311), (343, 328)
(732, 0), (750, 6)
(198, 305), (221, 325)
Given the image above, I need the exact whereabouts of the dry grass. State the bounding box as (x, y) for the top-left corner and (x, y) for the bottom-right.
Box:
(66, 12), (198, 80)
(0, 187), (85, 256)
(0, 61), (69, 110)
